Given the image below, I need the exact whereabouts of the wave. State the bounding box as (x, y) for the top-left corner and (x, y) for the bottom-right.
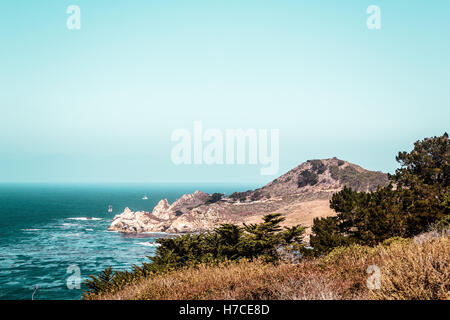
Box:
(59, 223), (78, 228)
(21, 229), (41, 231)
(67, 217), (102, 221)
(136, 242), (161, 247)
(60, 233), (82, 237)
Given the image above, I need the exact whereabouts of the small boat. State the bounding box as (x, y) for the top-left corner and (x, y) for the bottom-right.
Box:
(142, 195), (148, 200)
(108, 205), (113, 213)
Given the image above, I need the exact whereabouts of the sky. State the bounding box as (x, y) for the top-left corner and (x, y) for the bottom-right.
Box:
(0, 0), (449, 184)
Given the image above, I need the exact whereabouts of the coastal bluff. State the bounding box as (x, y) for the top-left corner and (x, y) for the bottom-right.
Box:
(108, 190), (213, 233)
(108, 158), (389, 234)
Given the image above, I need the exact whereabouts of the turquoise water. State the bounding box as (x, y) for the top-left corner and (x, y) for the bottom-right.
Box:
(0, 183), (253, 300)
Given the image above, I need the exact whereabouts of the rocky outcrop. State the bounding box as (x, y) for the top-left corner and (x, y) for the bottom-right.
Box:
(108, 159), (389, 234)
(168, 191), (210, 213)
(152, 199), (171, 220)
(108, 191), (215, 233)
(108, 207), (170, 233)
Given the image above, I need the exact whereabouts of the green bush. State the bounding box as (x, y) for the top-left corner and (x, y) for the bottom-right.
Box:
(311, 133), (449, 254)
(329, 165), (388, 191)
(381, 237), (411, 247)
(205, 193), (224, 204)
(83, 213), (305, 297)
(229, 190), (252, 202)
(298, 170), (319, 187)
(430, 214), (450, 232)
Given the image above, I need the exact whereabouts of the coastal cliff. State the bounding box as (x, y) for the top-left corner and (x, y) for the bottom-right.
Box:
(108, 158), (389, 234)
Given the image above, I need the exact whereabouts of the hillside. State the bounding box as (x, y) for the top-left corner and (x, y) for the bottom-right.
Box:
(88, 133), (449, 301)
(255, 157), (388, 197)
(108, 158), (389, 234)
(88, 231), (449, 300)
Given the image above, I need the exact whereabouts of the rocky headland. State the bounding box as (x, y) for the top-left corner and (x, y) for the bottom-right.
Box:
(108, 158), (389, 234)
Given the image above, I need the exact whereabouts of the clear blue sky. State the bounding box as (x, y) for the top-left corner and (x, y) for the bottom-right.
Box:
(0, 0), (449, 183)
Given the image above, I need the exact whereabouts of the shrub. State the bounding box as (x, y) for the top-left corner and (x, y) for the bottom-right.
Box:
(381, 237), (410, 247)
(371, 237), (450, 300)
(87, 232), (449, 300)
(250, 190), (263, 201)
(329, 165), (388, 191)
(205, 193), (224, 204)
(311, 133), (449, 254)
(308, 160), (326, 174)
(298, 170), (319, 187)
(429, 215), (450, 232)
(229, 190), (252, 202)
(83, 214), (305, 297)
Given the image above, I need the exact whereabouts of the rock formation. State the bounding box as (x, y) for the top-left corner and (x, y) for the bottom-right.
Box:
(108, 158), (389, 234)
(108, 191), (214, 233)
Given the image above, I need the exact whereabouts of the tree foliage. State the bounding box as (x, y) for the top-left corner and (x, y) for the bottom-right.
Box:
(84, 213), (305, 297)
(84, 133), (450, 296)
(310, 133), (450, 254)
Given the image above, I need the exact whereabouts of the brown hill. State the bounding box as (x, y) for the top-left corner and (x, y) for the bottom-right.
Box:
(231, 157), (388, 201)
(108, 158), (389, 234)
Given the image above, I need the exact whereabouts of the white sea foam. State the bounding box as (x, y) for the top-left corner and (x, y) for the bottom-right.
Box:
(68, 217), (102, 221)
(61, 233), (82, 237)
(21, 229), (41, 231)
(59, 223), (78, 228)
(136, 242), (160, 247)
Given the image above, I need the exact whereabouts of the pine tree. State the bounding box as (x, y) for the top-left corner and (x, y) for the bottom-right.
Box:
(310, 133), (449, 254)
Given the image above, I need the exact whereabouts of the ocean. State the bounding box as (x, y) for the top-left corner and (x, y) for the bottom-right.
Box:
(0, 183), (254, 300)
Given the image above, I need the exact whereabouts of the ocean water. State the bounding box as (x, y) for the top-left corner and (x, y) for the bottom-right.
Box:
(0, 183), (253, 300)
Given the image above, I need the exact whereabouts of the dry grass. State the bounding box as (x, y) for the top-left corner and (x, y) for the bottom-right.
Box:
(88, 261), (352, 300)
(88, 233), (449, 300)
(371, 236), (449, 300)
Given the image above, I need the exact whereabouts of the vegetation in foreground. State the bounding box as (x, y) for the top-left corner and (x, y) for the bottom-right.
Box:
(87, 231), (449, 300)
(84, 133), (449, 300)
(83, 213), (306, 298)
(311, 133), (449, 253)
